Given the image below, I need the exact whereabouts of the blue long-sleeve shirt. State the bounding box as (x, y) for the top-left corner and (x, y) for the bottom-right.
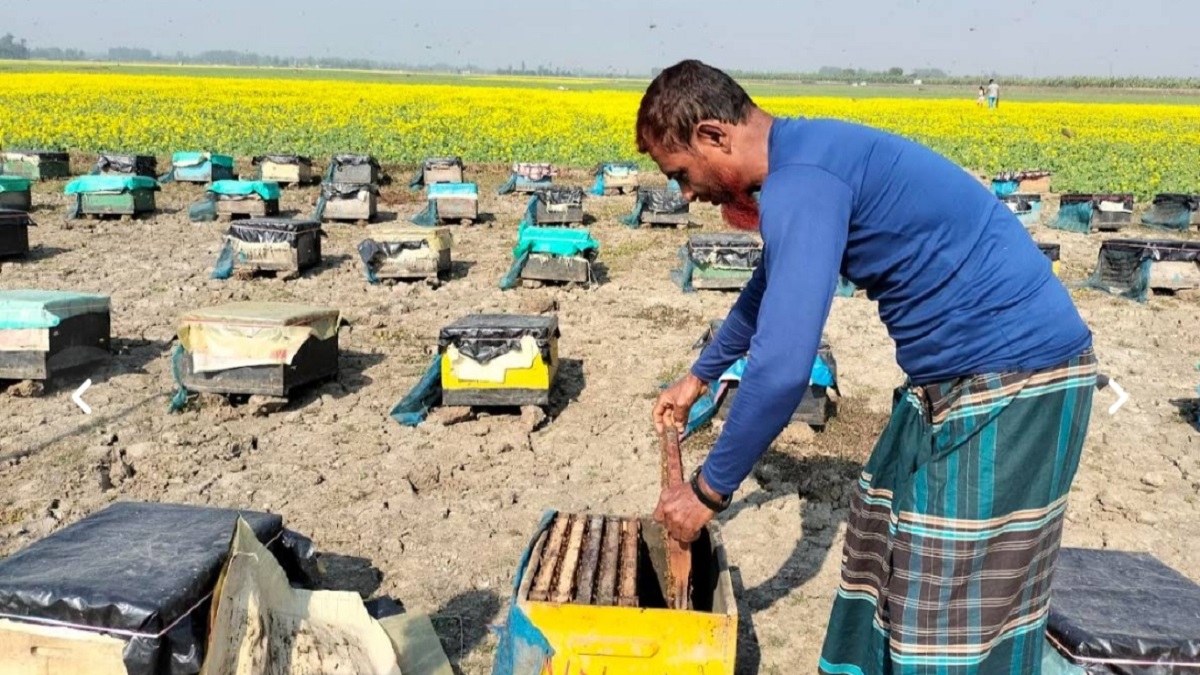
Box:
(692, 117), (1092, 496)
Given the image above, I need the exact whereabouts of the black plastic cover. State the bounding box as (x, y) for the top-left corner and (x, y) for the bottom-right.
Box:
(321, 181), (379, 199)
(1037, 242), (1061, 261)
(535, 186), (585, 207)
(1151, 193), (1198, 210)
(1059, 193), (1095, 205)
(686, 233), (763, 269)
(1101, 238), (1200, 263)
(97, 153), (158, 176)
(1000, 192), (1040, 213)
(0, 501), (300, 675)
(438, 313), (559, 364)
(640, 187), (688, 214)
(0, 208), (34, 227)
(7, 148), (69, 162)
(424, 156), (463, 169)
(252, 154), (313, 166)
(228, 218), (321, 245)
(1047, 548), (1200, 674)
(332, 153), (380, 168)
(357, 238), (428, 270)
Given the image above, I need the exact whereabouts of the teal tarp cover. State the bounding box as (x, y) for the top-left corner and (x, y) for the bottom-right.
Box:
(0, 289), (111, 329)
(428, 182), (478, 198)
(208, 180), (282, 201)
(0, 175), (32, 192)
(64, 175), (160, 195)
(172, 152), (234, 168)
(514, 224), (598, 258)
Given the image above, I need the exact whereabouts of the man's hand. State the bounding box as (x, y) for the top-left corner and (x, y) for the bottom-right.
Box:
(653, 373), (707, 434)
(654, 479), (716, 543)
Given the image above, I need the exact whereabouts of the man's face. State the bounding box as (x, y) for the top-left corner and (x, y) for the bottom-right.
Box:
(647, 138), (760, 230)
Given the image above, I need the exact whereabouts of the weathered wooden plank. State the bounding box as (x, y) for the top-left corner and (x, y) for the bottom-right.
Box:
(528, 514), (570, 602)
(617, 518), (640, 608)
(660, 431), (691, 610)
(595, 516), (622, 606)
(574, 515), (605, 605)
(551, 515), (587, 604)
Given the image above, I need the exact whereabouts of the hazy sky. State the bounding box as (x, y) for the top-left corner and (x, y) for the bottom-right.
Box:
(7, 0), (1199, 77)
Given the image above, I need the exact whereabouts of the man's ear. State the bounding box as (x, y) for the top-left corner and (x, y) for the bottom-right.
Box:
(694, 121), (731, 153)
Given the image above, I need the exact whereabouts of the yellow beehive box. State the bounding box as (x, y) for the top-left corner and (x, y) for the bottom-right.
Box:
(438, 314), (558, 407)
(505, 512), (737, 675)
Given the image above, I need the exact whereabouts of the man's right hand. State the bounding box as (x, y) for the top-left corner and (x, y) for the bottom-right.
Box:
(653, 373), (708, 434)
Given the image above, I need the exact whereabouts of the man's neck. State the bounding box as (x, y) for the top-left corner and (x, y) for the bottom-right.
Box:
(740, 108), (775, 187)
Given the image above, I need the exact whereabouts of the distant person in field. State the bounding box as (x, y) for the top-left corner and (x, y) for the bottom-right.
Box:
(987, 78), (1000, 108)
(977, 84), (986, 106)
(640, 59), (1095, 675)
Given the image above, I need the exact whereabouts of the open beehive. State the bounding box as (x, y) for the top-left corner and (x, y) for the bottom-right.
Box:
(438, 313), (559, 407)
(0, 289), (110, 381)
(252, 154), (314, 185)
(64, 175), (159, 218)
(500, 162), (556, 194)
(169, 151), (235, 183)
(1, 149), (70, 181)
(358, 225), (452, 284)
(508, 511), (737, 675)
(176, 301), (339, 398)
(208, 180), (282, 219)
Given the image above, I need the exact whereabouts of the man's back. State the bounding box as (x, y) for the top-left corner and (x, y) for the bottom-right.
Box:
(987, 81), (1000, 98)
(765, 117), (1090, 383)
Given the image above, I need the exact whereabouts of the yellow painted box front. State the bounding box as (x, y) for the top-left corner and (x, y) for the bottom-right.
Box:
(513, 516), (738, 675)
(439, 341), (558, 391)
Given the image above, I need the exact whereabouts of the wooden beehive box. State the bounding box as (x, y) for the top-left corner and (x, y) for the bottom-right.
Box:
(595, 163), (640, 195)
(637, 187), (690, 227)
(0, 290), (110, 381)
(65, 175), (160, 218)
(222, 218), (322, 276)
(510, 162), (556, 193)
(320, 182), (378, 224)
(510, 512), (737, 675)
(178, 302), (339, 397)
(685, 233), (761, 290)
(95, 153), (158, 178)
(1, 150), (70, 181)
(170, 152), (235, 183)
(359, 225), (452, 282)
(438, 313), (559, 407)
(427, 182), (478, 223)
(1001, 192), (1042, 228)
(0, 502), (298, 675)
(252, 154), (314, 185)
(513, 225), (599, 286)
(699, 319), (837, 428)
(1037, 242), (1061, 276)
(209, 180), (281, 220)
(422, 156), (464, 185)
(1092, 194), (1135, 232)
(0, 209), (33, 259)
(533, 187), (585, 226)
(0, 176), (32, 211)
(330, 154), (380, 185)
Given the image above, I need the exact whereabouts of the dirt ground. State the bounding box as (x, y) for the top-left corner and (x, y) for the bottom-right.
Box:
(1, 160), (1198, 674)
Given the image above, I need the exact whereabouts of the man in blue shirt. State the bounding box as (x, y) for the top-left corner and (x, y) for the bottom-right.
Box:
(641, 60), (1096, 674)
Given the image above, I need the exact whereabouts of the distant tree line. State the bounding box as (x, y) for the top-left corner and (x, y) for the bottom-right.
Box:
(4, 32), (1200, 89)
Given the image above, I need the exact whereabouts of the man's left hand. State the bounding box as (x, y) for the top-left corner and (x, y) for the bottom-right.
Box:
(654, 481), (716, 543)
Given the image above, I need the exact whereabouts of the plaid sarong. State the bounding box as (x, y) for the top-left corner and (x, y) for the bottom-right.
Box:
(819, 349), (1098, 675)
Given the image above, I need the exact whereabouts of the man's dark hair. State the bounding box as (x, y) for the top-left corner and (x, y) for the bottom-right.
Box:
(636, 59), (755, 153)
